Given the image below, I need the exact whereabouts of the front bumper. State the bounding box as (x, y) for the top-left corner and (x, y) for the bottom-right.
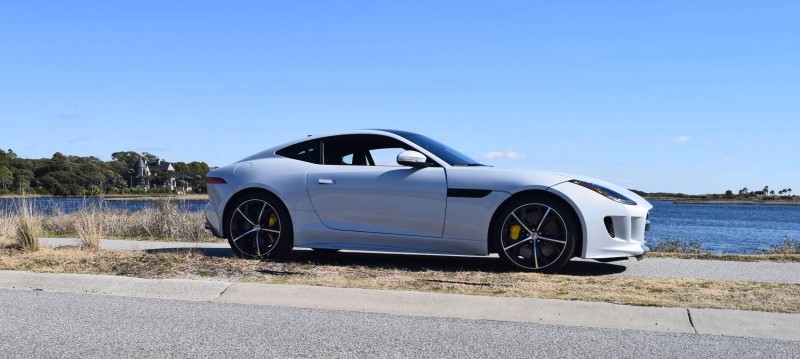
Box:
(548, 182), (653, 259)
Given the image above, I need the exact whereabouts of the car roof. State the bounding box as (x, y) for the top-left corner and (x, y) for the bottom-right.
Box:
(238, 129), (427, 163)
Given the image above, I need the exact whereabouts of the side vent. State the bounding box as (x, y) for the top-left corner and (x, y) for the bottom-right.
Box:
(604, 217), (616, 238)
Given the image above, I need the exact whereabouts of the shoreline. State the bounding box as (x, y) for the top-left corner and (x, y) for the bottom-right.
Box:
(646, 198), (800, 205)
(104, 194), (207, 201)
(0, 194), (208, 201)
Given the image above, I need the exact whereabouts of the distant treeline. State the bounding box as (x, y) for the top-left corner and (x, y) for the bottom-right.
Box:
(0, 149), (210, 196)
(631, 188), (795, 200)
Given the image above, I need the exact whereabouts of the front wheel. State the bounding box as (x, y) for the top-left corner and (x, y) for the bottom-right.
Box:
(493, 196), (578, 273)
(226, 192), (293, 259)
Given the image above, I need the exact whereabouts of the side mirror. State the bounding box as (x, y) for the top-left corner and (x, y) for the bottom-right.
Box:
(397, 150), (429, 167)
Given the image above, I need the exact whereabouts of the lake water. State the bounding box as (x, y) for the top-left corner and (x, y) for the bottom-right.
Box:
(1, 197), (798, 253)
(647, 200), (800, 253)
(0, 197), (206, 214)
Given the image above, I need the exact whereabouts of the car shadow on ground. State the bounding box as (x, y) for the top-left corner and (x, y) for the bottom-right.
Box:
(144, 247), (628, 275)
(294, 251), (628, 275)
(144, 247), (233, 258)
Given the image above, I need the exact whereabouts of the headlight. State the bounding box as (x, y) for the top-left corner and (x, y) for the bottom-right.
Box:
(569, 180), (637, 206)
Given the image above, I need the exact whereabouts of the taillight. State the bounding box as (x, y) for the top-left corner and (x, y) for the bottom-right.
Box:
(207, 177), (227, 184)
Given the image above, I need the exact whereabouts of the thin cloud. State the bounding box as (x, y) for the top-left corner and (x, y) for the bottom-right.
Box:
(722, 155), (735, 161)
(58, 111), (79, 119)
(673, 135), (690, 143)
(484, 151), (524, 160)
(141, 146), (168, 153)
(67, 136), (90, 143)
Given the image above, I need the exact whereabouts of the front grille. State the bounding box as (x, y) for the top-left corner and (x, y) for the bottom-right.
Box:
(604, 217), (615, 238)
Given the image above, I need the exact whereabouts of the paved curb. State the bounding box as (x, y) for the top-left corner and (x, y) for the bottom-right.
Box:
(40, 237), (230, 251)
(1, 270), (798, 341)
(215, 282), (693, 333)
(0, 270), (230, 301)
(690, 308), (800, 341)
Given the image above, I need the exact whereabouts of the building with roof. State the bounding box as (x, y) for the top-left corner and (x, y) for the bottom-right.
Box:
(131, 157), (177, 190)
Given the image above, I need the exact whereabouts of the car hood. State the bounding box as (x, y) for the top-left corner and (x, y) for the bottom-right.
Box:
(445, 166), (647, 205)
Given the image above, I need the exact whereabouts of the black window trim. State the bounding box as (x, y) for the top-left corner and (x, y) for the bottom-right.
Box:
(316, 134), (444, 168)
(274, 139), (322, 164)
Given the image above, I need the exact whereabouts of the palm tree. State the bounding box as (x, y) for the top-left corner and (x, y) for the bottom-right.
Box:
(789, 188), (793, 196)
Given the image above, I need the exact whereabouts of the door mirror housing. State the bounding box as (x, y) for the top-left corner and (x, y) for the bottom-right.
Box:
(397, 150), (429, 167)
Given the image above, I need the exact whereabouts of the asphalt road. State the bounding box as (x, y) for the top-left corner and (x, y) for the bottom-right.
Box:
(1, 289), (798, 358)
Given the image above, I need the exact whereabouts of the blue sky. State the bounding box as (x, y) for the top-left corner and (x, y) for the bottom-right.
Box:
(1, 1), (797, 194)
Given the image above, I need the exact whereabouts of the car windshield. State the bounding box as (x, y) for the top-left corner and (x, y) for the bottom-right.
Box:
(382, 130), (485, 166)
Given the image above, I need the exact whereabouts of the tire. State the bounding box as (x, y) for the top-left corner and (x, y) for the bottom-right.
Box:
(493, 195), (578, 273)
(226, 192), (293, 260)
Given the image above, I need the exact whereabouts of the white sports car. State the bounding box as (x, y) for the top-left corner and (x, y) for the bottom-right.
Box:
(204, 130), (651, 273)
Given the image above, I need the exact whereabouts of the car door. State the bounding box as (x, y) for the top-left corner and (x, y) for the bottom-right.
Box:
(306, 135), (447, 237)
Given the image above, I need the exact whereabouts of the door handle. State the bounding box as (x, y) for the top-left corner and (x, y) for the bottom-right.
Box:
(318, 179), (335, 184)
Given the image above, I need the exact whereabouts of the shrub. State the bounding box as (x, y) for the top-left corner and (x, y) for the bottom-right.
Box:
(648, 238), (708, 254)
(763, 236), (800, 255)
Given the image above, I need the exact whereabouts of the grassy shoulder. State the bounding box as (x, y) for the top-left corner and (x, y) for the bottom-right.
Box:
(647, 252), (800, 262)
(647, 237), (800, 262)
(1, 244), (798, 314)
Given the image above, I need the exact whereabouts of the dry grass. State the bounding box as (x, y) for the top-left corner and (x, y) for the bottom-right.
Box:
(133, 198), (209, 240)
(649, 238), (708, 254)
(0, 209), (16, 245)
(0, 246), (258, 280)
(647, 237), (800, 262)
(264, 269), (800, 313)
(767, 236), (800, 255)
(73, 206), (104, 251)
(647, 252), (800, 262)
(5, 198), (216, 242)
(14, 199), (40, 251)
(1, 246), (799, 313)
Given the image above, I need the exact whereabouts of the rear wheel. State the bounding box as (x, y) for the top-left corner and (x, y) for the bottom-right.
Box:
(493, 196), (577, 273)
(226, 193), (293, 259)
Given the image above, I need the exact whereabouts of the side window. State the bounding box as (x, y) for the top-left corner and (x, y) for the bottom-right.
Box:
(322, 135), (414, 166)
(369, 148), (406, 166)
(275, 140), (321, 164)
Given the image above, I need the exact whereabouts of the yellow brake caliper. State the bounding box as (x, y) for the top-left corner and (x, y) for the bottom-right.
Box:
(509, 225), (522, 240)
(268, 213), (278, 243)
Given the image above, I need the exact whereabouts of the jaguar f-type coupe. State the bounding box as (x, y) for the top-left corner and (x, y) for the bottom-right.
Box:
(204, 129), (651, 273)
